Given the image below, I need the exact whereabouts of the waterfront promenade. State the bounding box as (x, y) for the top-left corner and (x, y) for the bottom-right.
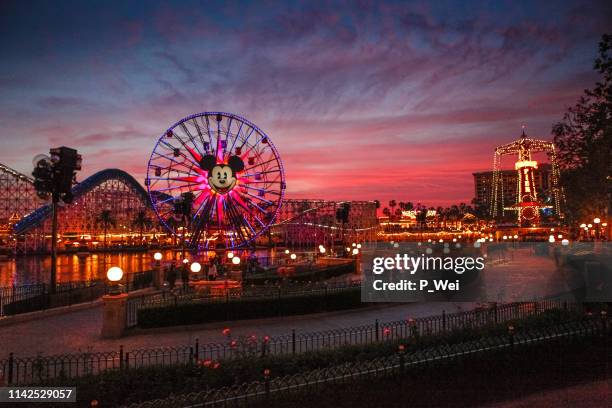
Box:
(0, 301), (473, 358)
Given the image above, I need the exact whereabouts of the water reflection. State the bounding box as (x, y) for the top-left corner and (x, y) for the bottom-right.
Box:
(0, 249), (282, 286)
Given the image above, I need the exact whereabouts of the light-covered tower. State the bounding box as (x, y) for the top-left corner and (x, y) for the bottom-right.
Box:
(490, 127), (564, 226)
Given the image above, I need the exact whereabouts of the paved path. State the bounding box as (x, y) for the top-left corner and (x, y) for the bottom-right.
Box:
(0, 302), (474, 358)
(482, 380), (610, 408)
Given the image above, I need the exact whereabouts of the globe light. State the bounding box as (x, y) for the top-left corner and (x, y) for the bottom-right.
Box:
(561, 239), (569, 246)
(602, 222), (608, 227)
(227, 252), (234, 259)
(488, 238), (493, 242)
(548, 235), (555, 243)
(513, 235), (518, 239)
(290, 253), (297, 260)
(284, 249), (290, 254)
(190, 262), (202, 273)
(107, 266), (123, 282)
(346, 247), (350, 252)
(594, 218), (601, 224)
(557, 234), (562, 239)
(352, 248), (359, 255)
(356, 244), (362, 249)
(319, 246), (326, 254)
(182, 258), (189, 264)
(352, 243), (356, 247)
(588, 224), (592, 228)
(503, 236), (507, 240)
(579, 223), (586, 228)
(232, 256), (241, 265)
(153, 252), (163, 261)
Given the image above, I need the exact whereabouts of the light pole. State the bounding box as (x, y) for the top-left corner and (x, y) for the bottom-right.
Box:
(31, 147), (82, 293)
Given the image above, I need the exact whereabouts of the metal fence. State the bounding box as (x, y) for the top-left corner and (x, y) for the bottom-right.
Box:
(126, 280), (361, 328)
(123, 318), (607, 408)
(0, 270), (153, 317)
(0, 300), (580, 385)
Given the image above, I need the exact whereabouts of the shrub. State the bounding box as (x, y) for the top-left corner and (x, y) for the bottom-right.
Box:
(138, 288), (363, 328)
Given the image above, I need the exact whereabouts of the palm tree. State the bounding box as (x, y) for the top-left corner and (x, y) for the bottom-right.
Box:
(132, 210), (152, 246)
(165, 217), (180, 248)
(388, 200), (397, 220)
(405, 202), (414, 211)
(382, 207), (391, 218)
(96, 209), (116, 249)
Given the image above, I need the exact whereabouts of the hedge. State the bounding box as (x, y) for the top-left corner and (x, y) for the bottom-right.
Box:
(137, 288), (363, 328)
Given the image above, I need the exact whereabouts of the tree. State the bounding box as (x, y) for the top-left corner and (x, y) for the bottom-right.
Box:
(388, 200), (397, 215)
(382, 207), (391, 217)
(96, 209), (116, 249)
(132, 210), (152, 245)
(552, 34), (612, 222)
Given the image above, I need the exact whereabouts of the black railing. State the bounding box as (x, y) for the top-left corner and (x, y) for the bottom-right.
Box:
(0, 270), (154, 317)
(0, 301), (582, 385)
(122, 319), (607, 408)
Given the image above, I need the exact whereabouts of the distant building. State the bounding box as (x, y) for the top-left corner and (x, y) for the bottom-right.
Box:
(473, 163), (552, 213)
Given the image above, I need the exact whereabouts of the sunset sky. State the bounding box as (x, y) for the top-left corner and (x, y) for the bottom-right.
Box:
(0, 0), (610, 206)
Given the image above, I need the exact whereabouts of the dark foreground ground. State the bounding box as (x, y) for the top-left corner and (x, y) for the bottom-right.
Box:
(252, 338), (610, 408)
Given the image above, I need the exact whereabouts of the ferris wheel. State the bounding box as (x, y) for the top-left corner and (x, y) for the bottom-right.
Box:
(146, 112), (286, 250)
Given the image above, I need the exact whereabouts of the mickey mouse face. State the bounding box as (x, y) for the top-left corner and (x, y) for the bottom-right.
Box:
(200, 155), (245, 194)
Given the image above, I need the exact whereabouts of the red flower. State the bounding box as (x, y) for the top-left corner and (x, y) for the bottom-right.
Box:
(201, 360), (212, 367)
(222, 328), (231, 336)
(213, 362), (221, 369)
(263, 336), (270, 342)
(383, 327), (391, 336)
(230, 340), (238, 348)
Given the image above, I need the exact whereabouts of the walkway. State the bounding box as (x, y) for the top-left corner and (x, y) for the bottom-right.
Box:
(0, 301), (474, 358)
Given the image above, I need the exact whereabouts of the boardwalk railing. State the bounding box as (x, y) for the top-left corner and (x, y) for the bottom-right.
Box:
(0, 270), (154, 317)
(0, 301), (581, 385)
(122, 319), (607, 408)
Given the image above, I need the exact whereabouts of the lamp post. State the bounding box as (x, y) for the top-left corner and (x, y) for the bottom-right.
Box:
(594, 218), (601, 240)
(106, 266), (124, 295)
(101, 266), (127, 338)
(153, 252), (163, 289)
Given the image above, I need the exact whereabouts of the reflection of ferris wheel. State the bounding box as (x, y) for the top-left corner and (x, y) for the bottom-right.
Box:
(146, 112), (286, 250)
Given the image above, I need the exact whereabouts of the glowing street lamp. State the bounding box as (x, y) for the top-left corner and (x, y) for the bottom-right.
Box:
(561, 239), (569, 246)
(594, 218), (601, 224)
(352, 248), (359, 255)
(580, 223), (587, 229)
(106, 266), (123, 295)
(284, 249), (290, 254)
(290, 253), (297, 260)
(153, 252), (163, 262)
(190, 262), (202, 273)
(319, 246), (326, 254)
(356, 244), (362, 249)
(232, 256), (241, 265)
(548, 235), (555, 243)
(182, 258), (189, 264)
(227, 252), (234, 259)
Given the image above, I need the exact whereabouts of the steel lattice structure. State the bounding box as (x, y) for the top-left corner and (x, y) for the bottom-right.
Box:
(490, 130), (564, 225)
(12, 169), (155, 254)
(0, 163), (43, 223)
(271, 199), (379, 248)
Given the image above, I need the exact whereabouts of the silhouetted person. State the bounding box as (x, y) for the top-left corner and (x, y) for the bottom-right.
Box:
(167, 263), (177, 289)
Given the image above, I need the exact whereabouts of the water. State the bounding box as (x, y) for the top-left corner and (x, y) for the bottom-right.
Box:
(0, 248), (285, 286)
